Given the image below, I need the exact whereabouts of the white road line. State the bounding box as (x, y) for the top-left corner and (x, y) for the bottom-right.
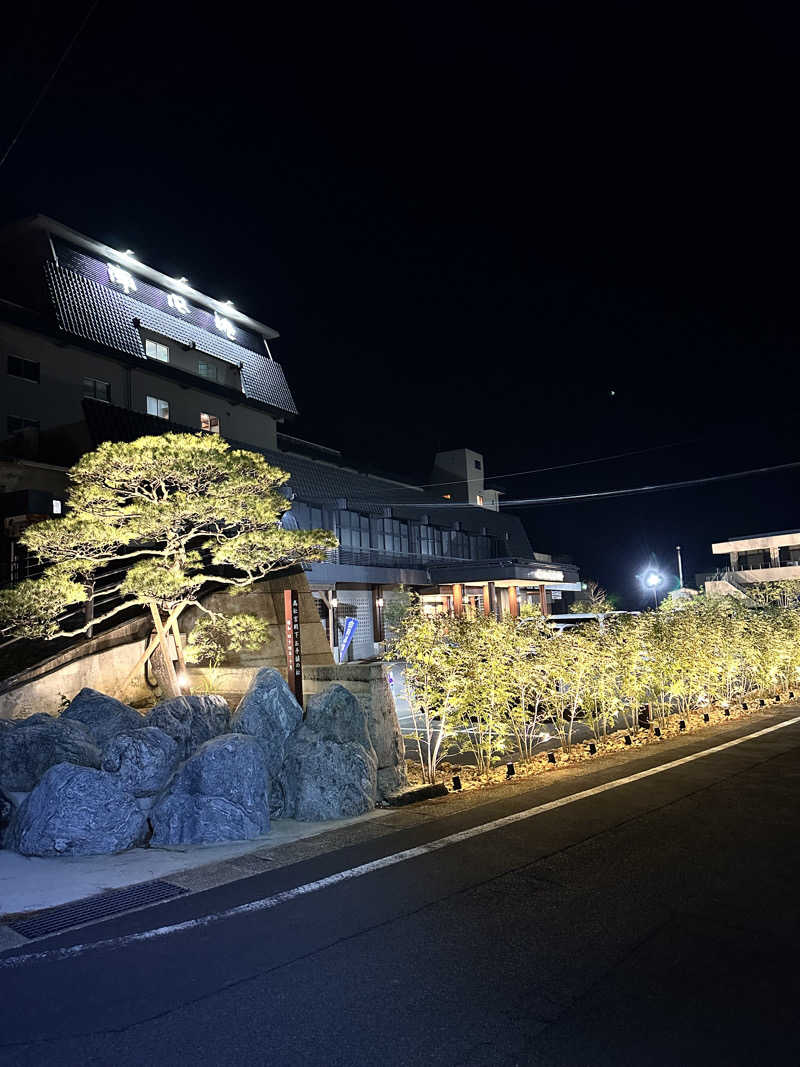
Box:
(2, 715), (799, 970)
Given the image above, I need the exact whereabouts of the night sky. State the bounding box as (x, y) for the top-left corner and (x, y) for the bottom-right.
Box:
(3, 2), (800, 607)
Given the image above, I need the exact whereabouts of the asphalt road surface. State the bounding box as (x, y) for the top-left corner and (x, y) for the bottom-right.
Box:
(2, 709), (800, 1066)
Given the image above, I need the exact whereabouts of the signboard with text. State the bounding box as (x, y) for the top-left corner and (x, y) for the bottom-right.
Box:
(338, 617), (359, 662)
(284, 589), (303, 705)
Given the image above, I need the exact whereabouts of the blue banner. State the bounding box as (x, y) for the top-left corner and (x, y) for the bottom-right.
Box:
(339, 617), (359, 660)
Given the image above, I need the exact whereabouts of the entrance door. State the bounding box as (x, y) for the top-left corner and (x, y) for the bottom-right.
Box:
(335, 589), (375, 661)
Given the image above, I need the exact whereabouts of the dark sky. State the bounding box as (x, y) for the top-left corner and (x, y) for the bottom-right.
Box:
(3, 1), (800, 606)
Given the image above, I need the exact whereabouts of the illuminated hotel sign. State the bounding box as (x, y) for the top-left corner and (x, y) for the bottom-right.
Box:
(214, 312), (236, 340)
(103, 252), (238, 342)
(107, 262), (137, 294)
(528, 568), (564, 582)
(167, 293), (189, 314)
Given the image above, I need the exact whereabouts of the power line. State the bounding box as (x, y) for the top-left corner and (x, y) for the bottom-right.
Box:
(0, 0), (100, 174)
(420, 439), (692, 490)
(499, 459), (800, 507)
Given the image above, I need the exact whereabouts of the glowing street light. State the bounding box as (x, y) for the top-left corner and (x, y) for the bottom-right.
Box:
(641, 568), (664, 609)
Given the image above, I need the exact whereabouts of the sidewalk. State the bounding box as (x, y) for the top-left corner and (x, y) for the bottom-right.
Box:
(0, 811), (392, 919)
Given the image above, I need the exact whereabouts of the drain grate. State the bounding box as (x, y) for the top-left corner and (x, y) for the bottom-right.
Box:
(8, 879), (188, 940)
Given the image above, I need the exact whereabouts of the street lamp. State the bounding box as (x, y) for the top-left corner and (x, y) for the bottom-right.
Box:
(642, 568), (664, 609)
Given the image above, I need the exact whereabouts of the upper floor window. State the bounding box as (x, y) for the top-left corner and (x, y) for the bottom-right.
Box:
(200, 412), (220, 434)
(83, 377), (110, 403)
(145, 339), (169, 363)
(476, 494), (484, 507)
(339, 510), (370, 549)
(146, 395), (170, 420)
(7, 355), (40, 383)
(7, 415), (39, 435)
(474, 459), (482, 470)
(197, 360), (219, 382)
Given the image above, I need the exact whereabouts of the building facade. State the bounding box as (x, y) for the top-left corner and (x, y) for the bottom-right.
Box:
(702, 529), (800, 598)
(0, 215), (581, 660)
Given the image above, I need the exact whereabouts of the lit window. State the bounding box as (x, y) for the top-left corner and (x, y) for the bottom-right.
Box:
(197, 361), (218, 381)
(476, 494), (484, 506)
(7, 415), (39, 434)
(52, 500), (62, 515)
(83, 377), (110, 402)
(146, 396), (170, 419)
(7, 355), (40, 383)
(145, 340), (170, 362)
(200, 412), (220, 433)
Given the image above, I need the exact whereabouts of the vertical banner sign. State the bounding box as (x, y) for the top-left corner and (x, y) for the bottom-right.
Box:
(339, 616), (359, 662)
(283, 589), (303, 705)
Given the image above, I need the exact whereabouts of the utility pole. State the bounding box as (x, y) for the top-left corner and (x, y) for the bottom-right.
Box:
(676, 545), (684, 588)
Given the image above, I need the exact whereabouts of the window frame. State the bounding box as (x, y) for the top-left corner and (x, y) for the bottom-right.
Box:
(200, 412), (220, 434)
(145, 339), (170, 363)
(7, 415), (39, 434)
(146, 395), (170, 420)
(83, 376), (111, 403)
(7, 355), (40, 383)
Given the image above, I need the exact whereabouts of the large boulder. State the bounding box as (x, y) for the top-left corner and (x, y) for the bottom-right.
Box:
(0, 787), (13, 846)
(0, 716), (101, 791)
(61, 688), (144, 748)
(231, 669), (302, 816)
(367, 670), (408, 797)
(149, 733), (270, 845)
(8, 763), (148, 856)
(102, 726), (179, 798)
(281, 724), (377, 821)
(145, 694), (231, 760)
(306, 685), (375, 753)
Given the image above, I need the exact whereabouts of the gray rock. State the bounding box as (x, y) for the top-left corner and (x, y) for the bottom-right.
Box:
(102, 727), (179, 798)
(231, 669), (302, 815)
(146, 694), (231, 760)
(15, 713), (54, 727)
(149, 733), (270, 845)
(0, 717), (101, 791)
(366, 669), (408, 797)
(0, 787), (13, 846)
(0, 718), (15, 731)
(8, 763), (148, 856)
(61, 688), (144, 748)
(306, 684), (375, 753)
(281, 725), (377, 821)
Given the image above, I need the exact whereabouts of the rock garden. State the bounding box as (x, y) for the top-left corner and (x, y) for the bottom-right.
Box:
(0, 668), (406, 857)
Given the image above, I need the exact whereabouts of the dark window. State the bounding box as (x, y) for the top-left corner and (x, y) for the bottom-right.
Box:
(8, 356), (40, 383)
(474, 458), (482, 470)
(7, 415), (39, 434)
(83, 377), (110, 402)
(338, 510), (370, 549)
(197, 360), (219, 381)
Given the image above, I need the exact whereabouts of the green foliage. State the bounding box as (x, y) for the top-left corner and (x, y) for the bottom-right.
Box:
(0, 433), (337, 644)
(389, 595), (800, 774)
(185, 613), (271, 669)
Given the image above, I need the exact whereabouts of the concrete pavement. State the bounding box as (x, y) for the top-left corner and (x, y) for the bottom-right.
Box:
(1, 706), (799, 1065)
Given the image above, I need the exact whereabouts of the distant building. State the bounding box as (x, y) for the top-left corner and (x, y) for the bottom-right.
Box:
(702, 529), (800, 598)
(0, 215), (582, 660)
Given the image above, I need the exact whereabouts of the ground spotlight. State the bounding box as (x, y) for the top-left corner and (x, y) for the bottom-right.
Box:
(624, 734), (632, 745)
(789, 691), (795, 699)
(703, 713), (710, 723)
(742, 702), (748, 711)
(547, 752), (557, 765)
(654, 727), (662, 737)
(774, 694), (781, 703)
(679, 720), (686, 731)
(759, 698), (766, 707)
(506, 762), (516, 779)
(452, 775), (462, 791)
(587, 743), (597, 755)
(724, 708), (731, 717)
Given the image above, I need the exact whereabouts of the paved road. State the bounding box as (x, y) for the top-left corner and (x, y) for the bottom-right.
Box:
(2, 710), (800, 1066)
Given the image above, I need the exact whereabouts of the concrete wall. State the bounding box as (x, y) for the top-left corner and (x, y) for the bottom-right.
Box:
(0, 633), (152, 721)
(1, 320), (278, 450)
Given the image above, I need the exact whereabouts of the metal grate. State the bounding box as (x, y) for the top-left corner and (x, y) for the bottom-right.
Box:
(7, 879), (188, 940)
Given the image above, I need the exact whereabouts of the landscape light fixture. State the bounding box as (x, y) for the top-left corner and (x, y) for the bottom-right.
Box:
(703, 713), (710, 723)
(547, 752), (557, 765)
(759, 698), (766, 707)
(506, 762), (516, 779)
(742, 702), (748, 711)
(774, 695), (781, 703)
(624, 734), (632, 746)
(177, 671), (189, 690)
(587, 742), (597, 755)
(330, 596), (338, 608)
(654, 727), (662, 737)
(679, 720), (686, 731)
(452, 775), (462, 791)
(724, 708), (731, 717)
(790, 691), (795, 699)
